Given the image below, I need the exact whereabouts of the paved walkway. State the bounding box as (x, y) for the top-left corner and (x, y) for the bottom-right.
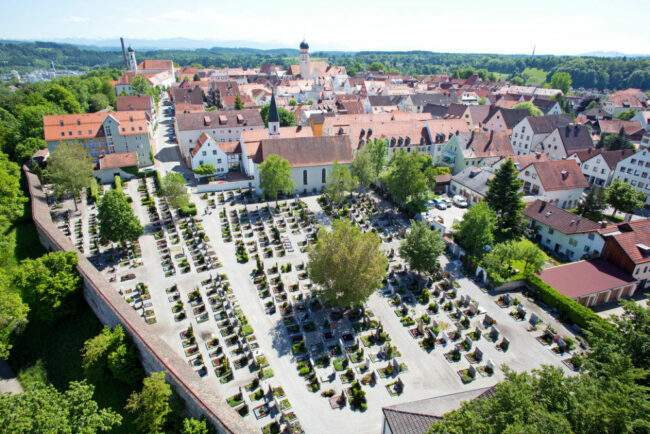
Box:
(0, 360), (22, 395)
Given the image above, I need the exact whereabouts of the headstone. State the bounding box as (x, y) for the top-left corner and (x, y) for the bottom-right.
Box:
(486, 359), (495, 371)
(517, 305), (526, 317)
(473, 347), (483, 362)
(468, 365), (477, 377)
(441, 331), (450, 343)
(489, 326), (499, 340)
(557, 337), (567, 351)
(529, 312), (539, 325)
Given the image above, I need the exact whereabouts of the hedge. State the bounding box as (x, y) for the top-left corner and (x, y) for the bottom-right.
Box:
(155, 170), (163, 195)
(114, 175), (123, 194)
(180, 202), (197, 216)
(525, 274), (609, 332)
(121, 165), (140, 177)
(89, 178), (100, 203)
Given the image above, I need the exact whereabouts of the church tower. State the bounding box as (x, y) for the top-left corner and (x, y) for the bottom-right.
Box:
(127, 46), (137, 72)
(268, 90), (280, 138)
(299, 39), (310, 79)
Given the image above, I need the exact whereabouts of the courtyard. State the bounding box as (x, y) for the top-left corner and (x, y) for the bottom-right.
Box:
(46, 178), (579, 434)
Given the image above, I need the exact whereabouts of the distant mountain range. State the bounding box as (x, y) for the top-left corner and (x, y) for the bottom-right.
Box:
(580, 51), (649, 58)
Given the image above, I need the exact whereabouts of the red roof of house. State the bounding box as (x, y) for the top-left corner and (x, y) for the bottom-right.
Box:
(598, 119), (643, 136)
(523, 200), (601, 234)
(98, 152), (138, 170)
(599, 219), (650, 265)
(530, 160), (589, 191)
(537, 259), (636, 299)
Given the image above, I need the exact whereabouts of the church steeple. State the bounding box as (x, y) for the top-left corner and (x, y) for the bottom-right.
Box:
(268, 90), (280, 138)
(299, 39), (310, 79)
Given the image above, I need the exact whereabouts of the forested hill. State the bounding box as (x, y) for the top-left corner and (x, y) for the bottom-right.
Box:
(2, 40), (650, 90)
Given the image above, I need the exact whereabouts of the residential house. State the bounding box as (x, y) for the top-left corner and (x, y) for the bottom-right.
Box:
(137, 59), (175, 76)
(483, 108), (529, 132)
(531, 99), (563, 115)
(610, 148), (650, 205)
(440, 131), (514, 174)
(43, 111), (152, 166)
(600, 218), (650, 290)
(603, 88), (648, 115)
(597, 119), (644, 141)
(535, 124), (594, 160)
(510, 114), (572, 155)
(116, 95), (156, 123)
(523, 199), (604, 260)
(427, 119), (472, 165)
(94, 151), (140, 183)
(519, 159), (589, 209)
(490, 153), (549, 172)
(364, 95), (405, 114)
(175, 109), (265, 164)
(189, 133), (229, 175)
(449, 168), (494, 205)
(401, 93), (455, 113)
(631, 110), (650, 131)
(170, 86), (205, 108)
(567, 148), (634, 187)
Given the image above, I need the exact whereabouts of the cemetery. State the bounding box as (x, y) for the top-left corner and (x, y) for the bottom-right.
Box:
(43, 178), (579, 434)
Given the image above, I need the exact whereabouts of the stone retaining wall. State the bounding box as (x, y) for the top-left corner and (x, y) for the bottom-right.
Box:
(24, 167), (255, 434)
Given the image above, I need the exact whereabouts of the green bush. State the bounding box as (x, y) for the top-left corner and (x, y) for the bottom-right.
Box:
(180, 202), (197, 216)
(121, 165), (139, 177)
(114, 175), (123, 194)
(526, 274), (608, 332)
(89, 178), (100, 203)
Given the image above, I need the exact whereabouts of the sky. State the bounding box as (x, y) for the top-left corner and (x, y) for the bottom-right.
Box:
(1, 0), (649, 55)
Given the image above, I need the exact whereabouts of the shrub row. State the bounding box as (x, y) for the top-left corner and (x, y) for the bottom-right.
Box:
(114, 175), (123, 195)
(89, 178), (100, 203)
(525, 274), (609, 332)
(180, 202), (197, 216)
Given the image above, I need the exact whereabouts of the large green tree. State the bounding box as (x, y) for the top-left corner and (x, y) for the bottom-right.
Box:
(45, 84), (82, 113)
(234, 94), (243, 110)
(455, 201), (497, 258)
(259, 154), (295, 202)
(577, 186), (607, 221)
(550, 71), (572, 94)
(47, 141), (94, 211)
(308, 219), (387, 308)
(599, 127), (634, 150)
(350, 143), (377, 188)
(130, 76), (150, 96)
(485, 158), (525, 238)
(0, 380), (122, 433)
(399, 220), (445, 281)
(605, 178), (646, 216)
(12, 251), (81, 323)
(324, 159), (357, 206)
(125, 372), (172, 434)
(511, 101), (544, 116)
(382, 150), (428, 204)
(0, 152), (27, 228)
(514, 241), (546, 275)
(161, 172), (190, 209)
(82, 325), (142, 385)
(0, 270), (28, 359)
(14, 137), (46, 164)
(366, 138), (387, 177)
(98, 189), (144, 245)
(193, 163), (216, 176)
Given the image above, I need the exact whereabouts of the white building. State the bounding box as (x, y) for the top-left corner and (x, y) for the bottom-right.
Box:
(611, 148), (650, 205)
(567, 148), (635, 187)
(523, 199), (605, 260)
(449, 168), (494, 206)
(189, 133), (229, 176)
(175, 109), (265, 164)
(535, 124), (594, 160)
(519, 159), (589, 209)
(510, 114), (572, 155)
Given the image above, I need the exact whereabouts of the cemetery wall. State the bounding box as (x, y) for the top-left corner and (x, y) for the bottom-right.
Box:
(23, 166), (255, 434)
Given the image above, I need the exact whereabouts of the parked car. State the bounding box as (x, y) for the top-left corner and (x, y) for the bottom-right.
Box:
(433, 198), (447, 210)
(453, 195), (468, 208)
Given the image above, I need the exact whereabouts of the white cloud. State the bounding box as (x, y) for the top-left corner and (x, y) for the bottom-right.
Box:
(67, 16), (89, 23)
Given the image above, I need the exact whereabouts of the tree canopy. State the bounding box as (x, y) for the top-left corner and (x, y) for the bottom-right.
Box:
(98, 189), (144, 245)
(0, 380), (122, 433)
(259, 154), (295, 200)
(577, 186), (607, 221)
(485, 158), (525, 239)
(324, 159), (357, 205)
(12, 250), (81, 323)
(308, 219), (387, 308)
(260, 103), (296, 127)
(399, 220), (445, 277)
(455, 201), (497, 258)
(161, 172), (190, 209)
(125, 372), (172, 434)
(599, 127), (634, 150)
(193, 163), (216, 176)
(0, 270), (28, 359)
(382, 150), (428, 205)
(550, 72), (572, 94)
(82, 325), (142, 385)
(0, 152), (26, 228)
(511, 101), (544, 116)
(605, 178), (646, 216)
(46, 141), (94, 210)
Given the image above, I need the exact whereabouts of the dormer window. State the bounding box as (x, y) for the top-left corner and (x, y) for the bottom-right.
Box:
(76, 120), (81, 126)
(59, 121), (64, 126)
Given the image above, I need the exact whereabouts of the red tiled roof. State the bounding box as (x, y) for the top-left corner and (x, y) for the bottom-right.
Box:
(98, 152), (138, 170)
(255, 135), (352, 167)
(537, 259), (636, 299)
(599, 219), (650, 265)
(530, 160), (589, 191)
(116, 95), (153, 112)
(43, 111), (147, 141)
(598, 119), (643, 136)
(457, 131), (514, 159)
(137, 59), (173, 71)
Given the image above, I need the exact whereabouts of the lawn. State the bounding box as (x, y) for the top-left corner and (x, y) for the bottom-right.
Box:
(521, 67), (548, 85)
(510, 239), (550, 272)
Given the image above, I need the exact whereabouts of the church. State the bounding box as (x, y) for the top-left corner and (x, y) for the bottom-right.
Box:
(286, 40), (347, 80)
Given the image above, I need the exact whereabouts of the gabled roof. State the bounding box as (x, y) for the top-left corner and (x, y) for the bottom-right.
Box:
(600, 148), (636, 169)
(538, 259), (636, 299)
(526, 114), (573, 134)
(467, 104), (495, 125)
(487, 108), (529, 129)
(137, 59), (173, 71)
(422, 104), (450, 118)
(368, 95), (405, 106)
(190, 132), (213, 157)
(176, 109), (264, 131)
(97, 152), (138, 170)
(457, 131), (514, 159)
(411, 93), (455, 106)
(43, 111), (148, 141)
(255, 135), (352, 167)
(532, 98), (560, 114)
(495, 153), (548, 171)
(523, 200), (601, 234)
(116, 95), (153, 112)
(552, 125), (594, 152)
(529, 160), (589, 191)
(598, 119), (643, 136)
(445, 103), (467, 118)
(599, 219), (650, 265)
(451, 167), (495, 196)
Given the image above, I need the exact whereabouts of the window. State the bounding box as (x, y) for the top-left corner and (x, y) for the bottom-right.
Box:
(569, 238), (578, 247)
(202, 151), (206, 156)
(60, 132), (65, 137)
(584, 164), (589, 170)
(588, 233), (595, 240)
(584, 246), (590, 252)
(548, 227), (554, 234)
(213, 150), (217, 155)
(218, 159), (222, 164)
(322, 168), (327, 183)
(303, 170), (308, 185)
(632, 159), (637, 164)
